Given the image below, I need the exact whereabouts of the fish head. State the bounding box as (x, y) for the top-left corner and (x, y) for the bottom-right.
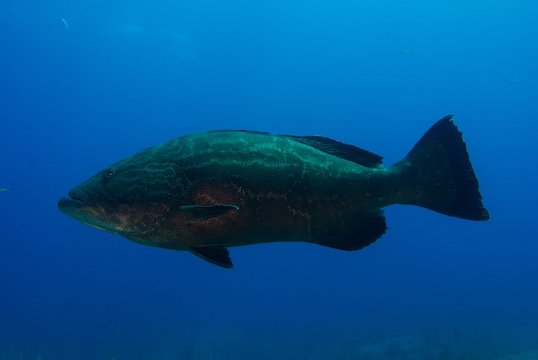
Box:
(58, 147), (190, 241)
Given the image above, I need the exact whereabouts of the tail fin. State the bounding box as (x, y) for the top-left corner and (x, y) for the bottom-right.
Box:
(391, 115), (489, 220)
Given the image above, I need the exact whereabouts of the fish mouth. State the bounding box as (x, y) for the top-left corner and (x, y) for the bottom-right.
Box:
(58, 194), (87, 217)
(58, 192), (114, 233)
(58, 187), (98, 217)
(58, 192), (112, 231)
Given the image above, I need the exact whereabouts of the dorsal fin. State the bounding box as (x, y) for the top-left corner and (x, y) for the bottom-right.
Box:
(286, 135), (383, 168)
(205, 130), (383, 168)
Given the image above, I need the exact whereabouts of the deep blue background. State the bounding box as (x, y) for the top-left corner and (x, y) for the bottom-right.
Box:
(1, 0), (537, 358)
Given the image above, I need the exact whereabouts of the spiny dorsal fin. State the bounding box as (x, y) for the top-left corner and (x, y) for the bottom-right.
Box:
(207, 130), (269, 135)
(190, 246), (233, 268)
(286, 135), (383, 168)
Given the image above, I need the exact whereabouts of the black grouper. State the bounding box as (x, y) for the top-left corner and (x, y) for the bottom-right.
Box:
(58, 115), (489, 268)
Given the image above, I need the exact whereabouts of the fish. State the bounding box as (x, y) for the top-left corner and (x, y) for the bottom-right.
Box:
(0, 187), (10, 193)
(399, 49), (415, 56)
(58, 115), (489, 268)
(60, 17), (69, 31)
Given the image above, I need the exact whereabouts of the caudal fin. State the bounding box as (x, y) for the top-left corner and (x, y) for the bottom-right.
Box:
(391, 115), (489, 221)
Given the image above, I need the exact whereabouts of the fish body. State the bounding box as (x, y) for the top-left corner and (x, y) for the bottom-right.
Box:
(58, 116), (489, 268)
(0, 188), (10, 193)
(60, 17), (69, 30)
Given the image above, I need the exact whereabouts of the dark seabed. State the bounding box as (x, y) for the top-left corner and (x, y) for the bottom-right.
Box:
(0, 0), (537, 359)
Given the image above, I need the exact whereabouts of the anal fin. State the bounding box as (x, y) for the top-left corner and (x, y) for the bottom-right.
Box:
(317, 211), (387, 251)
(190, 246), (233, 268)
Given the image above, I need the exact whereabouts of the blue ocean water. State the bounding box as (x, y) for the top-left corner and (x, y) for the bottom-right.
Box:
(0, 0), (537, 358)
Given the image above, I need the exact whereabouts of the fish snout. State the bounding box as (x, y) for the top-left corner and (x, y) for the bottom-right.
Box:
(58, 187), (89, 215)
(58, 195), (83, 213)
(68, 187), (89, 204)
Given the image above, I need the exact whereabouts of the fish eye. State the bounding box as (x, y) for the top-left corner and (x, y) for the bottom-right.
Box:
(105, 169), (115, 177)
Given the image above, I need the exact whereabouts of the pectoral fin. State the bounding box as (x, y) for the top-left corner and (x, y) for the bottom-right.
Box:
(190, 246), (233, 268)
(180, 204), (239, 220)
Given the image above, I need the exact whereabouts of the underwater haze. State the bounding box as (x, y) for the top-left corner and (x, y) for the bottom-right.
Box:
(1, 0), (537, 359)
